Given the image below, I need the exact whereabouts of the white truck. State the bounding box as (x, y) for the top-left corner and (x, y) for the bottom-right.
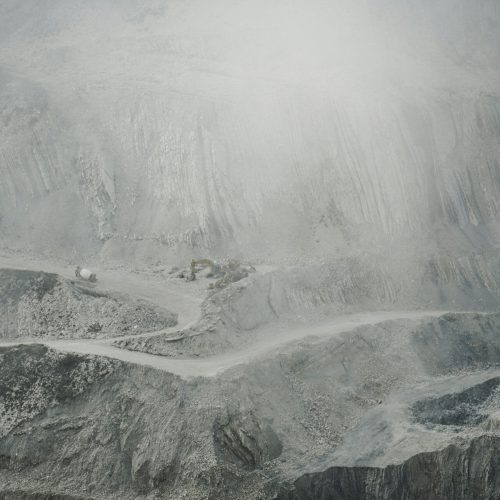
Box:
(75, 266), (97, 282)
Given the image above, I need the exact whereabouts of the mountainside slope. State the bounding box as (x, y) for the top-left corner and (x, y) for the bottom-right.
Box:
(3, 313), (500, 499)
(1, 1), (499, 268)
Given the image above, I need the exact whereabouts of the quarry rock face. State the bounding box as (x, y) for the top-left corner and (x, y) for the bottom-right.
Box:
(0, 1), (499, 270)
(2, 313), (500, 499)
(277, 436), (500, 500)
(213, 411), (283, 469)
(1, 1), (500, 499)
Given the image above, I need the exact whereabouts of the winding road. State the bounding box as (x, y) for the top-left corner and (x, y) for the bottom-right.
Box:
(0, 254), (452, 379)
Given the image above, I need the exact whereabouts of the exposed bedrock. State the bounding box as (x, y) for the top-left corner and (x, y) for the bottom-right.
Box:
(3, 313), (500, 499)
(1, 1), (500, 268)
(0, 345), (280, 499)
(0, 344), (119, 439)
(0, 493), (91, 500)
(1, 3), (500, 498)
(277, 436), (500, 500)
(412, 376), (500, 427)
(214, 411), (283, 470)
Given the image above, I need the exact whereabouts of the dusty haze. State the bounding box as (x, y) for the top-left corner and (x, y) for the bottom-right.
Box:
(1, 0), (499, 269)
(2, 3), (500, 500)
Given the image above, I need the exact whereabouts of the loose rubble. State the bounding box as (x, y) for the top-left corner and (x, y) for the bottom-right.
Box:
(0, 269), (177, 339)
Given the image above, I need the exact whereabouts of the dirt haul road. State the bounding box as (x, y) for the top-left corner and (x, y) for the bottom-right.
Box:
(0, 253), (205, 336)
(0, 310), (450, 379)
(0, 253), (453, 379)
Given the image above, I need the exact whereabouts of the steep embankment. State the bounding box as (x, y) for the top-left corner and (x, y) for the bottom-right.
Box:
(3, 313), (500, 499)
(117, 258), (500, 357)
(277, 436), (500, 500)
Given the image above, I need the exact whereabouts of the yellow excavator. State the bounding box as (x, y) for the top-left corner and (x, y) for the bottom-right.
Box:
(189, 258), (220, 281)
(187, 258), (255, 288)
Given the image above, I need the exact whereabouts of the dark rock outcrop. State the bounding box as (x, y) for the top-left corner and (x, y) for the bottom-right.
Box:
(277, 436), (500, 500)
(214, 412), (282, 469)
(0, 492), (92, 500)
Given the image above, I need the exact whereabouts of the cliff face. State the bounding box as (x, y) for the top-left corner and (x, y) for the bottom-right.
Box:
(277, 436), (500, 500)
(1, 0), (499, 267)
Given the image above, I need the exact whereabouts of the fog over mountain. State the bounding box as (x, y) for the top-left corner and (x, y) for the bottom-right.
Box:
(1, 0), (499, 266)
(2, 3), (500, 499)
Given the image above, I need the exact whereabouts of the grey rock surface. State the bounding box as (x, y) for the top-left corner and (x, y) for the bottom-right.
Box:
(115, 260), (500, 358)
(2, 312), (500, 499)
(0, 269), (177, 339)
(277, 436), (500, 500)
(0, 0), (499, 279)
(1, 1), (500, 499)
